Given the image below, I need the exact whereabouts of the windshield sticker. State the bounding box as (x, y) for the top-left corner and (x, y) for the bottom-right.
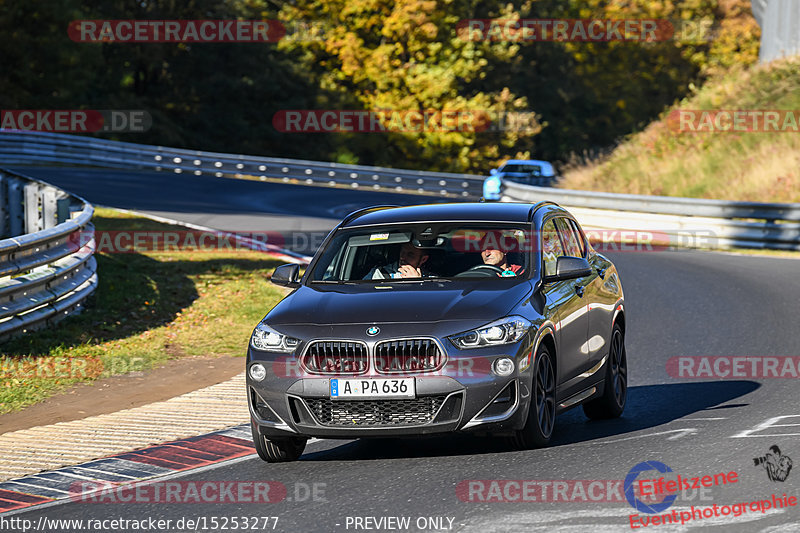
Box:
(369, 233), (390, 241)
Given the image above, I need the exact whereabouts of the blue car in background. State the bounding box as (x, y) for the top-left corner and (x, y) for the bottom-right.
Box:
(483, 159), (557, 200)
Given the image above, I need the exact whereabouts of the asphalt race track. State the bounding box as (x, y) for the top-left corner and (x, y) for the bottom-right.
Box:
(9, 167), (800, 532)
(11, 166), (447, 255)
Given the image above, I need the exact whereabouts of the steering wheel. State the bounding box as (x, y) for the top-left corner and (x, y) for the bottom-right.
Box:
(454, 264), (505, 278)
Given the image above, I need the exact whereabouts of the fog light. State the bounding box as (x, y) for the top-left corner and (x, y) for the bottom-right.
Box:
(249, 363), (267, 381)
(493, 357), (515, 376)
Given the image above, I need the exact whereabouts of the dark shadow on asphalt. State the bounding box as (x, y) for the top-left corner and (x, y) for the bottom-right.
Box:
(299, 381), (759, 461)
(1, 255), (282, 355)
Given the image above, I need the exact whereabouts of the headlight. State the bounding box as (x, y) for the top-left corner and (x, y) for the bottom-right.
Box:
(250, 322), (300, 353)
(448, 316), (531, 349)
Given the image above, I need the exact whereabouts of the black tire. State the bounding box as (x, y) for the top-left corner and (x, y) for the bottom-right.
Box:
(583, 323), (627, 420)
(251, 421), (307, 463)
(513, 345), (556, 449)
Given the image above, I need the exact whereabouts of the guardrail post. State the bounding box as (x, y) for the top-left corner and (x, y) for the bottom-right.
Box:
(41, 187), (58, 229)
(7, 178), (24, 237)
(24, 182), (42, 233)
(56, 197), (71, 224)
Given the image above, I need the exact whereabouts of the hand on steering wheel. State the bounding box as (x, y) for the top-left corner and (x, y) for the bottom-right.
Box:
(455, 264), (505, 277)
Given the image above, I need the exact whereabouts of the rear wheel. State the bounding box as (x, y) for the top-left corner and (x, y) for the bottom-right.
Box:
(583, 323), (627, 420)
(513, 345), (556, 449)
(251, 421), (307, 463)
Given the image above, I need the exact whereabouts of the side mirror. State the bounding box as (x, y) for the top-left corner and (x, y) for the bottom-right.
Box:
(544, 256), (592, 282)
(271, 264), (301, 288)
(490, 168), (498, 175)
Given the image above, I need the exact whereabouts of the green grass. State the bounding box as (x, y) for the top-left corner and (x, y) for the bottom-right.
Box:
(560, 57), (800, 204)
(0, 208), (289, 414)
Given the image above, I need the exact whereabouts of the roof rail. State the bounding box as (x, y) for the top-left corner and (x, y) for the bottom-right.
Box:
(341, 205), (398, 225)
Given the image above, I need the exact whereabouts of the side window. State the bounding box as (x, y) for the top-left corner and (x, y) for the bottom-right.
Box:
(555, 218), (583, 258)
(567, 219), (587, 257)
(541, 219), (564, 277)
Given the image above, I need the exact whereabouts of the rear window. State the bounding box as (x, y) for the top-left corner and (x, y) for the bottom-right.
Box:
(556, 218), (584, 258)
(501, 164), (543, 175)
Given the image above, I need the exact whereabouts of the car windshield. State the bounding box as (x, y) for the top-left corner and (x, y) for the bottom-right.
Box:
(500, 164), (542, 175)
(307, 224), (531, 283)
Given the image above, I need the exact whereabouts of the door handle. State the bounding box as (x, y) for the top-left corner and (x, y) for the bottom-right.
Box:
(596, 267), (606, 279)
(574, 285), (585, 297)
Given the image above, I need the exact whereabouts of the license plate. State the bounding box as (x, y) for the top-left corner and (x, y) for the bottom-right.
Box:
(330, 378), (415, 399)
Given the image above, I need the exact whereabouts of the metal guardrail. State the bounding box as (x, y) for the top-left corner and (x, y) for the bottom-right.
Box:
(0, 168), (97, 342)
(0, 130), (485, 199)
(503, 181), (800, 251)
(1, 130), (798, 252)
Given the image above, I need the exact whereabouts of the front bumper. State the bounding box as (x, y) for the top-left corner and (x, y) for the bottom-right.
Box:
(247, 346), (533, 439)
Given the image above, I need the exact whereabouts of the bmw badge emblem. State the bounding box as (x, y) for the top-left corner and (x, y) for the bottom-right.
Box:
(367, 326), (380, 336)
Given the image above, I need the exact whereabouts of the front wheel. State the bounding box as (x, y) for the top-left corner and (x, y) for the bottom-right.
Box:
(251, 421), (307, 463)
(513, 345), (556, 449)
(583, 323), (627, 420)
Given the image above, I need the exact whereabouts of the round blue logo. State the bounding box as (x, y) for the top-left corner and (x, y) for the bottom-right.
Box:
(366, 326), (380, 336)
(624, 461), (677, 514)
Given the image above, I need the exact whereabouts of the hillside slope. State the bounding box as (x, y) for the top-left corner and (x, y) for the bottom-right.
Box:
(560, 57), (800, 203)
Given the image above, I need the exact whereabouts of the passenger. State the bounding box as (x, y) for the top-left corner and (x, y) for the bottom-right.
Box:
(541, 222), (562, 277)
(365, 242), (432, 279)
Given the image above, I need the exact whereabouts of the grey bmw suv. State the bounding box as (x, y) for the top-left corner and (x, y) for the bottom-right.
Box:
(247, 202), (626, 462)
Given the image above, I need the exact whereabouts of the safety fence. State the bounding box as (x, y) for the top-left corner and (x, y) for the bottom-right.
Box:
(0, 130), (484, 198)
(0, 168), (96, 342)
(2, 130), (798, 252)
(503, 181), (800, 251)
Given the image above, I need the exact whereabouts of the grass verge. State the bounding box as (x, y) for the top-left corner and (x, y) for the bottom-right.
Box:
(0, 208), (289, 414)
(560, 57), (800, 203)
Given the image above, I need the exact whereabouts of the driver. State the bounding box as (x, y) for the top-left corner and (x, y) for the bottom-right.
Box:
(365, 242), (432, 279)
(481, 232), (524, 277)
